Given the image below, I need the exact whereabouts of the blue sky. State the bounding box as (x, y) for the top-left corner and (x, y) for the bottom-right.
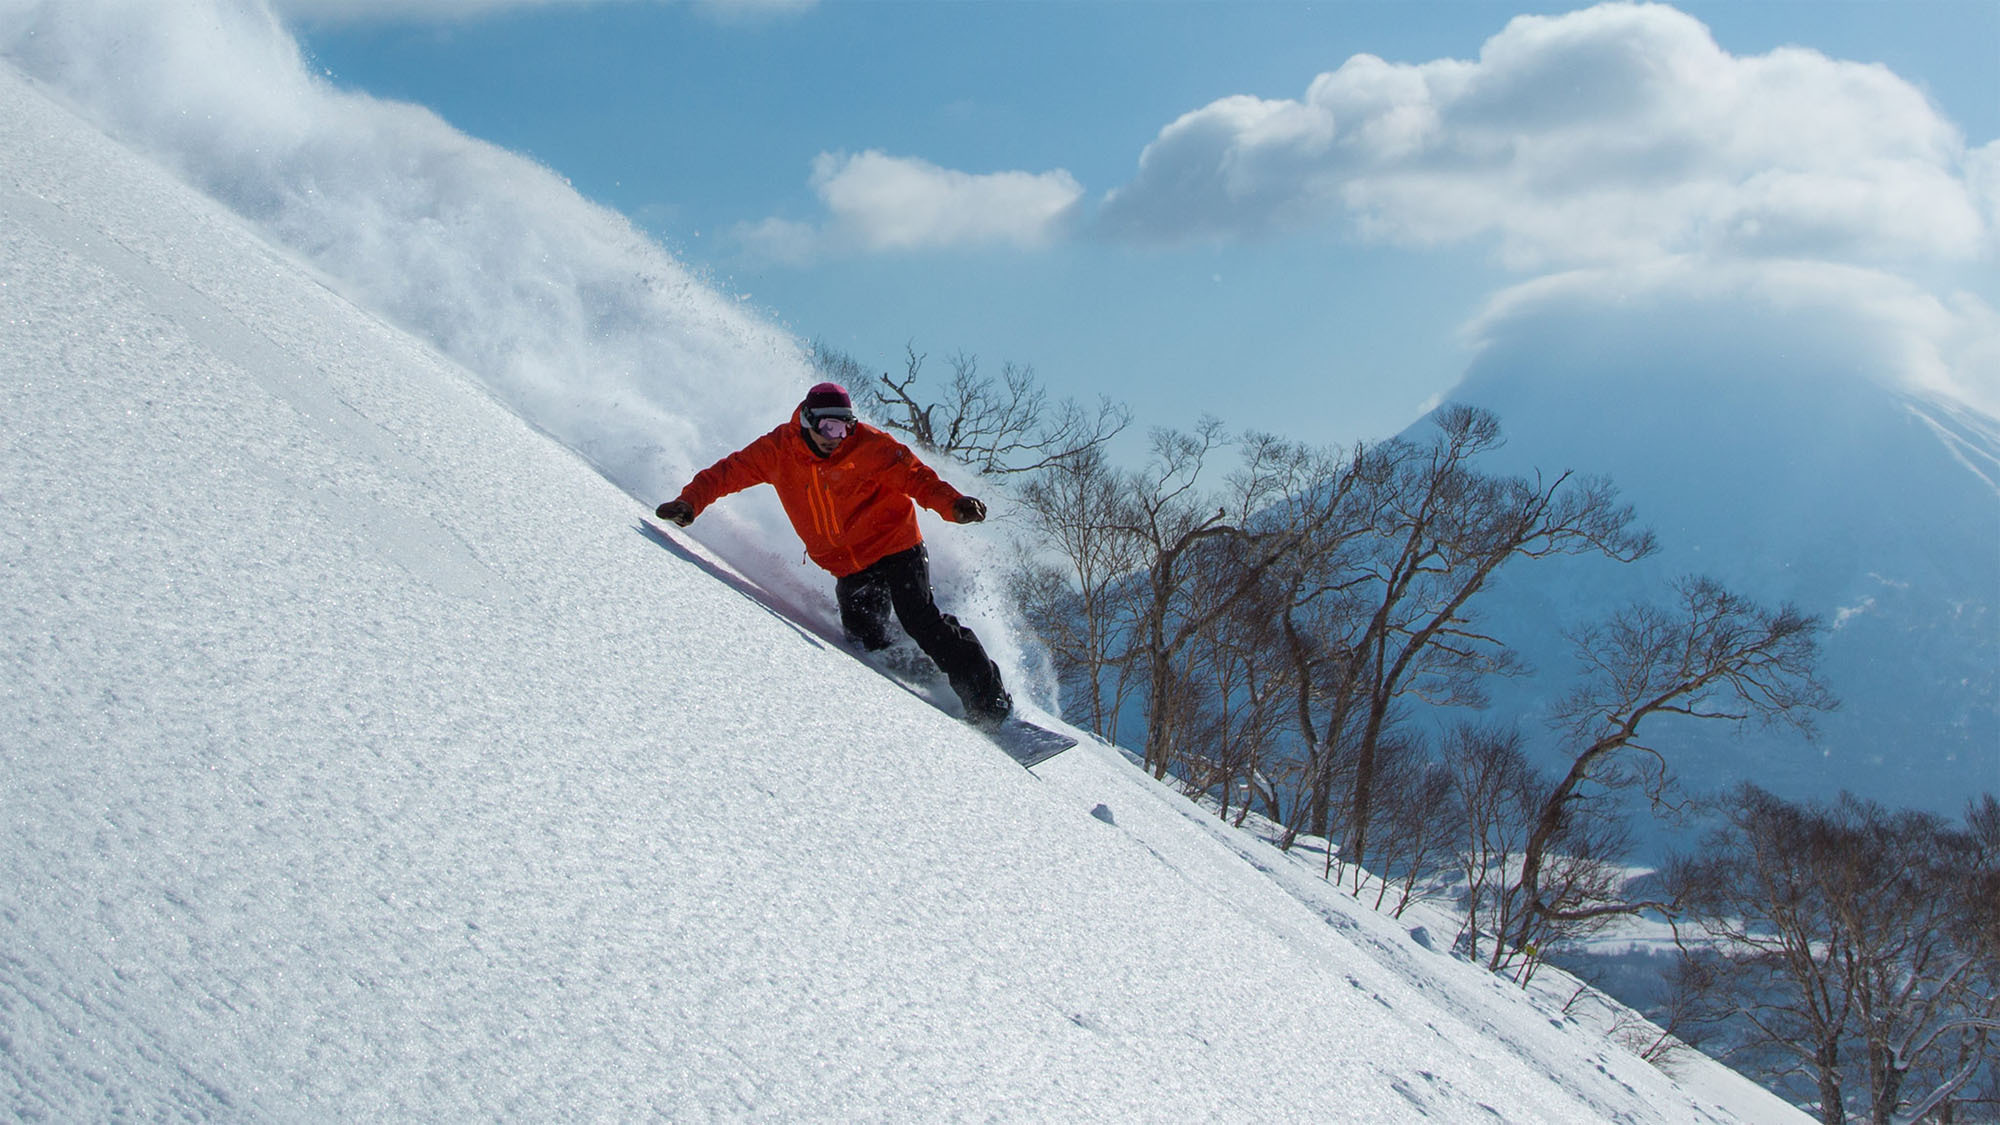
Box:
(278, 0), (1998, 448)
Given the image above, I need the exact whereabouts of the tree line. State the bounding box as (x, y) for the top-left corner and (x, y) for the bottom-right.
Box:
(1666, 787), (1998, 1124)
(816, 342), (1996, 1123)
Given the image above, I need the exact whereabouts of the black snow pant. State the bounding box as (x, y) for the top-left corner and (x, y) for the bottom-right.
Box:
(836, 544), (1011, 722)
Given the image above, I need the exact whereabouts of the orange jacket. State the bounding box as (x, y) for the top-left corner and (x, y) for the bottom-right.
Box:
(675, 411), (968, 577)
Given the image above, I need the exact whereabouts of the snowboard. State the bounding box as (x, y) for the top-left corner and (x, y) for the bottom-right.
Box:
(979, 717), (1078, 769)
(859, 645), (1077, 769)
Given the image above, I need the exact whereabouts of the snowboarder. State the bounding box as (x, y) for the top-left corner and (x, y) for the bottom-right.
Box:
(655, 382), (1013, 726)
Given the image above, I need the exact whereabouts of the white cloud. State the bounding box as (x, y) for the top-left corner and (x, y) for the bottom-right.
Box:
(732, 216), (822, 267)
(1971, 139), (2000, 234)
(1099, 2), (1991, 270)
(269, 0), (556, 18)
(738, 151), (1082, 261)
(268, 0), (813, 25)
(690, 0), (815, 25)
(814, 150), (1082, 251)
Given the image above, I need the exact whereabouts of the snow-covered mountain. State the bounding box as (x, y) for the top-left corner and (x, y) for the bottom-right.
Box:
(0, 56), (1811, 1123)
(1417, 275), (1999, 835)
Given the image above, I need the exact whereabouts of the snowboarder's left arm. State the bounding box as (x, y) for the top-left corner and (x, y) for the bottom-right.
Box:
(877, 440), (972, 522)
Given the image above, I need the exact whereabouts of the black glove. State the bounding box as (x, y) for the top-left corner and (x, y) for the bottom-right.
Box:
(952, 496), (987, 524)
(655, 499), (695, 527)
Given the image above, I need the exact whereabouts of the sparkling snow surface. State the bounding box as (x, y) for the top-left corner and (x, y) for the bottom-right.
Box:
(0, 65), (1802, 1122)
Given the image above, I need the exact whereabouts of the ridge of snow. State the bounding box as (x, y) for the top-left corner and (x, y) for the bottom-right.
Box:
(1905, 391), (2000, 499)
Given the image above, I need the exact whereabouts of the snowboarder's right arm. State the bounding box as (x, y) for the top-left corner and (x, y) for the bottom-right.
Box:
(655, 432), (783, 526)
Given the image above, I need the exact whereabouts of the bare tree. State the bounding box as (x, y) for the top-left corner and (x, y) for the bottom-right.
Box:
(1116, 425), (1363, 780)
(1670, 787), (1998, 1124)
(1496, 799), (1634, 984)
(1945, 793), (2000, 1124)
(1172, 544), (1297, 824)
(1845, 795), (2000, 1125)
(1439, 722), (1629, 978)
(1017, 422), (1356, 781)
(824, 341), (1130, 476)
(1282, 404), (1655, 874)
(1671, 788), (1858, 1121)
(1117, 421), (1244, 778)
(1507, 577), (1836, 969)
(1012, 447), (1149, 741)
(1444, 723), (1540, 965)
(809, 339), (870, 391)
(1359, 734), (1463, 915)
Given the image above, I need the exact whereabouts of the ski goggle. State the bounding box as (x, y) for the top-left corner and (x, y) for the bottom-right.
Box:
(807, 410), (855, 441)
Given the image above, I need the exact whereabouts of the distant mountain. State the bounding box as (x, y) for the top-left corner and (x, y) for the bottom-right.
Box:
(1418, 316), (1999, 838)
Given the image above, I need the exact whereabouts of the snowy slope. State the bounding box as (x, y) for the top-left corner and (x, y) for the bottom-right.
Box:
(0, 65), (1806, 1122)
